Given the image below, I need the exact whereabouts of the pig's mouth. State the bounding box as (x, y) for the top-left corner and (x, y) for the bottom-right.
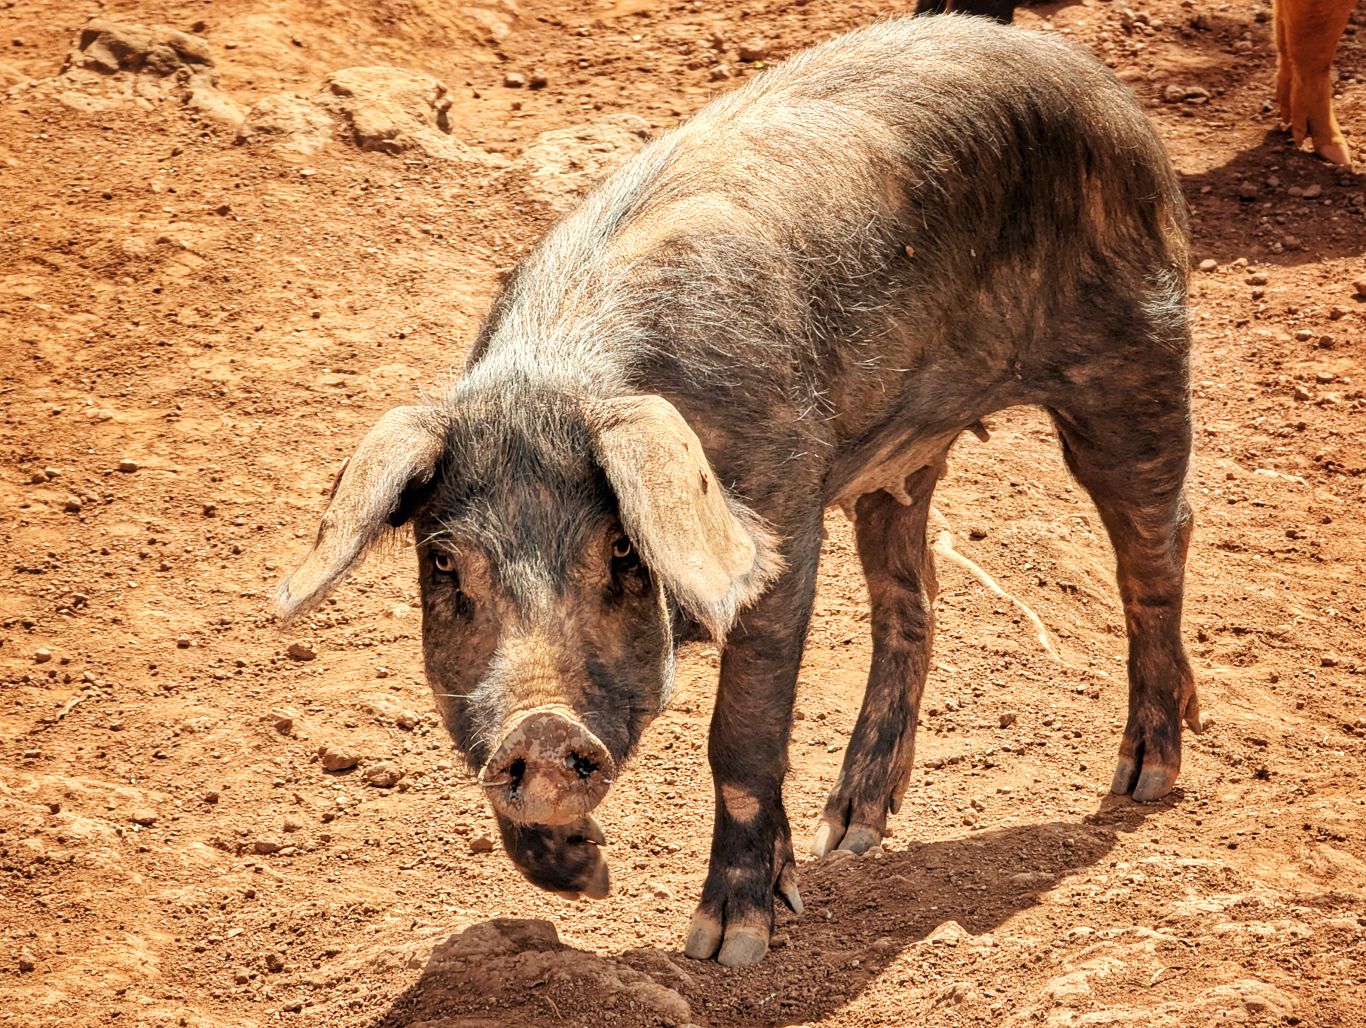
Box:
(495, 813), (610, 899)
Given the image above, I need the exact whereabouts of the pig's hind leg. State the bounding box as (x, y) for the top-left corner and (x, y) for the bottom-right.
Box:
(812, 464), (939, 856)
(1047, 365), (1202, 803)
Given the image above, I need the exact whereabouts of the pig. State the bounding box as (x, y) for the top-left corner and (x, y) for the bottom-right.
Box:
(277, 15), (1201, 967)
(1274, 0), (1356, 166)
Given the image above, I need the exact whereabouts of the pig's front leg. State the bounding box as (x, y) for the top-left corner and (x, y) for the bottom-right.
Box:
(683, 527), (820, 967)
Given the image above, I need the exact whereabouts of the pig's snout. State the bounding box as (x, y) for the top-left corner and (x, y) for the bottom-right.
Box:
(480, 709), (615, 825)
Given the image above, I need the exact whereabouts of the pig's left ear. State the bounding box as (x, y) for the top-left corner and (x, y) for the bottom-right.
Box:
(276, 406), (447, 623)
(588, 395), (784, 639)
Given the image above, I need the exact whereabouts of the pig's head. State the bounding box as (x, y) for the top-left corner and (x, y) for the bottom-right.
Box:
(276, 389), (781, 897)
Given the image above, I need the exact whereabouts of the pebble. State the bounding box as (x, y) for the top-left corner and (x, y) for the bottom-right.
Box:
(1197, 258), (1217, 272)
(999, 711), (1018, 728)
(529, 70), (548, 89)
(203, 791), (220, 804)
(1292, 384), (1313, 402)
(1354, 280), (1366, 300)
(264, 953), (285, 973)
(1246, 272), (1268, 286)
(63, 496), (82, 513)
(317, 744), (359, 772)
(17, 950), (35, 972)
(362, 761), (404, 788)
(253, 838), (283, 855)
(709, 64), (730, 81)
(117, 459), (139, 473)
(1321, 654), (1339, 668)
(469, 835), (495, 853)
(1302, 183), (1323, 199)
(646, 881), (673, 899)
(34, 648), (52, 664)
(131, 809), (158, 826)
(286, 642), (316, 661)
(503, 70), (526, 88)
(1293, 330), (1313, 341)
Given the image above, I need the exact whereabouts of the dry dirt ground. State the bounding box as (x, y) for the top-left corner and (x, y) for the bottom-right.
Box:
(2, 0), (1365, 1025)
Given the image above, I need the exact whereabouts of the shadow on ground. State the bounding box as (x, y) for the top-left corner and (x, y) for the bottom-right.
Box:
(372, 798), (1162, 1028)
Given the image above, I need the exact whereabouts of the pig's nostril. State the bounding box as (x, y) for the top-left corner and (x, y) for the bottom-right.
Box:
(507, 757), (526, 793)
(567, 752), (599, 780)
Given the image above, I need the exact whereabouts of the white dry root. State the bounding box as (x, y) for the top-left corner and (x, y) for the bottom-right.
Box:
(930, 509), (1060, 662)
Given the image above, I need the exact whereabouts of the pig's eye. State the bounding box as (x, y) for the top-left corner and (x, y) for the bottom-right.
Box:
(610, 535), (639, 574)
(432, 550), (458, 577)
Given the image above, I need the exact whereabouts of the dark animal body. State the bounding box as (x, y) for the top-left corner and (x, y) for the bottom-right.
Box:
(915, 0), (1018, 23)
(279, 16), (1201, 967)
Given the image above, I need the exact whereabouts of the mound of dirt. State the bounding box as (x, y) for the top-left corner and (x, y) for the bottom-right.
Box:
(56, 18), (242, 126)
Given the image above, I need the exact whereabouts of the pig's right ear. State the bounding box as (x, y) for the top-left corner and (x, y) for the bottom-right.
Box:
(276, 406), (446, 622)
(588, 395), (784, 640)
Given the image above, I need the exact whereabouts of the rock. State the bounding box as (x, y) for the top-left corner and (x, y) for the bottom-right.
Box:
(34, 648), (52, 664)
(529, 70), (548, 89)
(253, 839), (283, 855)
(999, 711), (1018, 728)
(264, 952), (285, 972)
(737, 39), (769, 62)
(63, 496), (82, 513)
(1293, 384), (1313, 402)
(131, 808), (158, 826)
(469, 834), (495, 853)
(1321, 653), (1339, 668)
(709, 63), (730, 81)
(1354, 280), (1366, 299)
(203, 791), (220, 804)
(926, 920), (971, 945)
(286, 642), (316, 661)
(272, 712), (294, 735)
(59, 19), (242, 127)
(646, 881), (673, 899)
(17, 949), (35, 972)
(1302, 183), (1323, 199)
(1247, 272), (1268, 286)
(235, 94), (333, 155)
(518, 113), (652, 213)
(503, 70), (526, 88)
(317, 744), (360, 772)
(322, 67), (495, 161)
(116, 459), (139, 473)
(362, 761), (404, 788)
(1197, 258), (1218, 272)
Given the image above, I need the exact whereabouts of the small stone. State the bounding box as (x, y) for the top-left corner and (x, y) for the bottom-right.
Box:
(117, 459), (139, 473)
(363, 761), (404, 788)
(273, 713), (294, 735)
(1302, 183), (1322, 199)
(528, 70), (548, 89)
(253, 839), (283, 855)
(176, 636), (191, 648)
(1294, 329), (1313, 341)
(737, 39), (769, 62)
(469, 835), (495, 853)
(317, 744), (359, 772)
(646, 881), (673, 899)
(999, 711), (1018, 728)
(34, 648), (52, 664)
(1354, 280), (1366, 300)
(1197, 258), (1218, 272)
(202, 503), (217, 517)
(1292, 384), (1313, 402)
(709, 64), (730, 81)
(1162, 84), (1185, 103)
(286, 642), (316, 661)
(17, 950), (35, 972)
(264, 952), (285, 973)
(1321, 654), (1339, 668)
(503, 70), (526, 88)
(131, 809), (158, 826)
(1237, 181), (1259, 200)
(63, 496), (82, 513)
(1246, 272), (1268, 286)
(203, 791), (220, 804)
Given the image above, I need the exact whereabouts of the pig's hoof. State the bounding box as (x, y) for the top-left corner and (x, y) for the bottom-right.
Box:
(497, 814), (610, 898)
(1316, 139), (1353, 168)
(1110, 756), (1179, 803)
(811, 820), (882, 857)
(683, 912), (770, 967)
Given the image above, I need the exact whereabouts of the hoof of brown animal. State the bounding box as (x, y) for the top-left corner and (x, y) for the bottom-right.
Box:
(1111, 757), (1181, 803)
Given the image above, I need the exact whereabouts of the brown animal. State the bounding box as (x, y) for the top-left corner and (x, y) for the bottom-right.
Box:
(1275, 0), (1357, 166)
(279, 16), (1200, 966)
